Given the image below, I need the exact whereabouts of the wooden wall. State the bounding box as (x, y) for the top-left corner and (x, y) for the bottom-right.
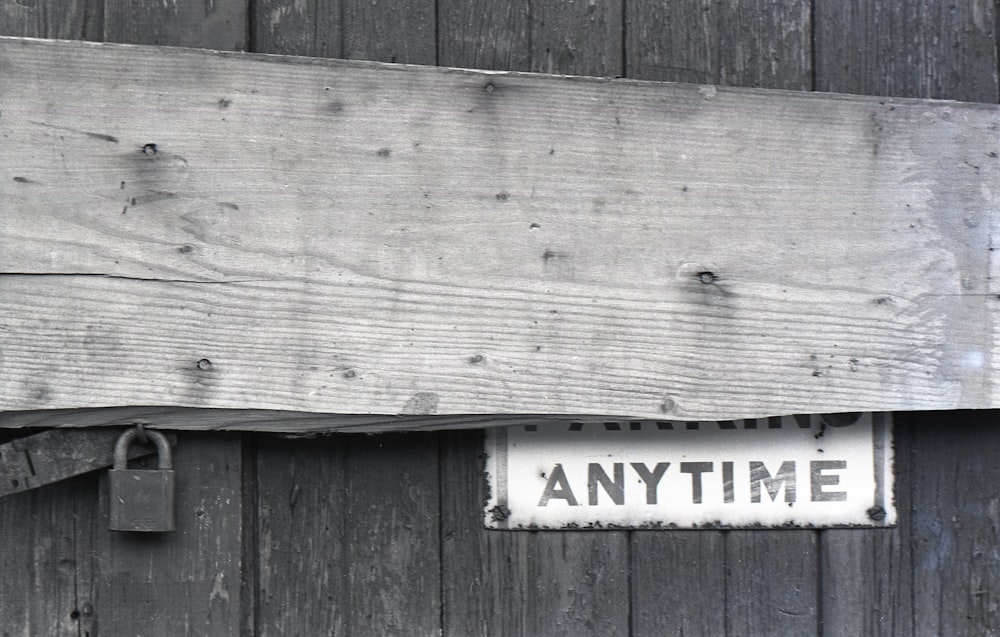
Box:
(1, 0), (999, 635)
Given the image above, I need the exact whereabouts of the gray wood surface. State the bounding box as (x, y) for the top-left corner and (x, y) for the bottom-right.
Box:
(65, 14), (249, 637)
(2, 1), (1000, 635)
(531, 0), (621, 76)
(814, 0), (999, 103)
(343, 0), (434, 64)
(104, 0), (245, 51)
(437, 0), (530, 71)
(3, 37), (999, 422)
(0, 0), (101, 40)
(726, 531), (819, 635)
(909, 413), (1000, 635)
(820, 418), (913, 637)
(253, 436), (349, 635)
(625, 0), (811, 88)
(630, 531), (726, 636)
(0, 472), (99, 637)
(253, 0), (341, 57)
(0, 404), (616, 432)
(254, 434), (443, 635)
(345, 434), (442, 635)
(440, 430), (630, 636)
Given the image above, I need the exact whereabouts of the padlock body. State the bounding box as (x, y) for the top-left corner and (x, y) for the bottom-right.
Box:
(109, 468), (176, 532)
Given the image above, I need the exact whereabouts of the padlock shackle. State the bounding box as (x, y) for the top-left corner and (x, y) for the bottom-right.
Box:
(113, 427), (172, 470)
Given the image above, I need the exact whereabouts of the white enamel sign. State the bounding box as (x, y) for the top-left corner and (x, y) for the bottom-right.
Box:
(485, 414), (894, 529)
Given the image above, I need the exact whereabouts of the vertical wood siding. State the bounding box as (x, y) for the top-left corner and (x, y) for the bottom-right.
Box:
(1, 0), (999, 635)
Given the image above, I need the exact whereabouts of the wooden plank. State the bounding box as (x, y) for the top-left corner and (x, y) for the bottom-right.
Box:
(255, 433), (447, 636)
(820, 414), (912, 637)
(254, 434), (349, 635)
(252, 0), (341, 57)
(342, 0), (434, 64)
(440, 430), (629, 636)
(726, 530), (819, 635)
(814, 0), (999, 103)
(908, 412), (1000, 635)
(2, 39), (1000, 422)
(104, 0), (246, 50)
(625, 0), (712, 83)
(437, 0), (530, 71)
(531, 0), (622, 77)
(524, 532), (630, 636)
(440, 430), (511, 636)
(239, 431), (258, 636)
(96, 432), (243, 636)
(344, 433), (442, 635)
(256, 436), (443, 633)
(0, 473), (99, 637)
(630, 531), (726, 636)
(0, 0), (102, 41)
(625, 0), (811, 89)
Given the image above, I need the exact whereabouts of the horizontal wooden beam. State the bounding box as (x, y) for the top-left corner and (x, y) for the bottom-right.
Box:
(1, 37), (998, 424)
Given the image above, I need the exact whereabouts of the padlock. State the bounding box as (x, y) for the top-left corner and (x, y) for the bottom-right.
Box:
(109, 427), (175, 532)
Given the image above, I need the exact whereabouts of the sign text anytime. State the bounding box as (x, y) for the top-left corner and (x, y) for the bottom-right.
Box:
(485, 414), (893, 529)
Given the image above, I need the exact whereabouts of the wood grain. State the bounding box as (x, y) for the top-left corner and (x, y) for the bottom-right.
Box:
(531, 0), (622, 77)
(2, 37), (1000, 422)
(814, 0), (999, 103)
(625, 0), (811, 88)
(726, 530), (819, 635)
(256, 433), (444, 636)
(254, 435), (349, 635)
(342, 0), (434, 64)
(343, 433), (442, 635)
(252, 0), (341, 57)
(820, 415), (912, 637)
(908, 412), (1000, 635)
(104, 0), (246, 50)
(0, 0), (102, 41)
(251, 14), (445, 635)
(437, 0), (530, 71)
(439, 430), (630, 636)
(0, 474), (99, 637)
(630, 531), (726, 636)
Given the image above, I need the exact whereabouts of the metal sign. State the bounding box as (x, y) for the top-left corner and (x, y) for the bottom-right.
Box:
(484, 413), (894, 530)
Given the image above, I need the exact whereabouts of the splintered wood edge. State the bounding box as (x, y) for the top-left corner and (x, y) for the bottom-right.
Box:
(0, 406), (639, 433)
(0, 406), (895, 434)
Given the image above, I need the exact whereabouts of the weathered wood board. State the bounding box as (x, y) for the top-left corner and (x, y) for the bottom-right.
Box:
(2, 0), (1000, 635)
(1, 36), (999, 422)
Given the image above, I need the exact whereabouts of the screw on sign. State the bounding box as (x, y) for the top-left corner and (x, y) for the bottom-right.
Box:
(108, 426), (176, 532)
